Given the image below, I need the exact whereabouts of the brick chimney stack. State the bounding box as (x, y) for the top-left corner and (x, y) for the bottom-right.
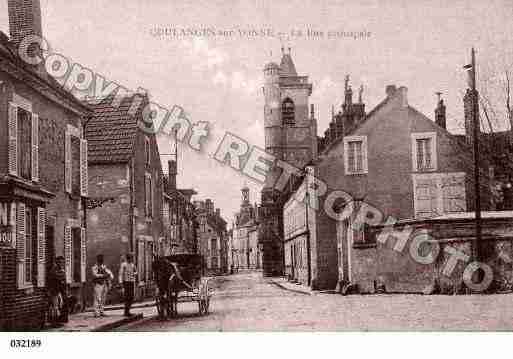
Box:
(386, 85), (397, 98)
(435, 93), (447, 129)
(8, 0), (43, 47)
(205, 199), (214, 214)
(167, 160), (177, 191)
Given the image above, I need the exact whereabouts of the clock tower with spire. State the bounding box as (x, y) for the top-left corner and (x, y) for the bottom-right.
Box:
(259, 48), (317, 276)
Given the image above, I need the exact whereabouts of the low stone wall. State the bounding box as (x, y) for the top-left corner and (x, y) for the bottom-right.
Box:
(351, 215), (513, 294)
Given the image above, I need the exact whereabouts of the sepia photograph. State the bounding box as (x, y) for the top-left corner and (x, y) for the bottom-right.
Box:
(0, 0), (512, 356)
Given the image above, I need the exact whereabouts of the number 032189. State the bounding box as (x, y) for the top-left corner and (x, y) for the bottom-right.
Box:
(9, 339), (42, 348)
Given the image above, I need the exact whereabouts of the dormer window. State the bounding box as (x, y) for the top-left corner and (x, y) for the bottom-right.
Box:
(282, 98), (295, 125)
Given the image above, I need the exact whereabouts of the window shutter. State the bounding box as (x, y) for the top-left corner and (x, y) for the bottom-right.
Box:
(442, 174), (466, 213)
(80, 139), (88, 197)
(65, 130), (72, 193)
(80, 227), (86, 283)
(16, 202), (26, 289)
(31, 113), (39, 182)
(36, 207), (46, 287)
(413, 177), (438, 218)
(163, 200), (170, 226)
(8, 102), (18, 176)
(64, 225), (72, 284)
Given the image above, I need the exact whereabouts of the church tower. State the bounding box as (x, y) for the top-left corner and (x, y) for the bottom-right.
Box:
(259, 48), (317, 276)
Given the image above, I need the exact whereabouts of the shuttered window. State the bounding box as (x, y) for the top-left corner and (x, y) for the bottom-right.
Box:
(36, 207), (46, 287)
(24, 207), (33, 284)
(8, 103), (18, 176)
(18, 108), (33, 180)
(412, 172), (466, 218)
(80, 140), (88, 196)
(14, 203), (46, 289)
(64, 221), (86, 284)
(65, 125), (88, 197)
(64, 225), (72, 284)
(16, 202), (26, 289)
(8, 100), (39, 181)
(80, 227), (86, 282)
(31, 113), (39, 182)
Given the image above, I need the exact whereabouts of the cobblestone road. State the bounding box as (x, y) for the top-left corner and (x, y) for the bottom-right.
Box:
(116, 272), (513, 331)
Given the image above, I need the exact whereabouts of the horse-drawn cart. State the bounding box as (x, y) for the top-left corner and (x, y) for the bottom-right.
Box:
(153, 254), (212, 319)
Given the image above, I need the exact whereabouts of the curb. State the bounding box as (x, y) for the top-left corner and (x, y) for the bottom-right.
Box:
(84, 301), (156, 313)
(91, 313), (144, 332)
(268, 279), (313, 296)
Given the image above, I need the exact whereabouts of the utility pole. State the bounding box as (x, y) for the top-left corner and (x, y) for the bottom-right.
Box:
(464, 48), (482, 262)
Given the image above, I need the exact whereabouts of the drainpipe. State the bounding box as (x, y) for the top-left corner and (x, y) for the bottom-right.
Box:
(305, 188), (312, 287)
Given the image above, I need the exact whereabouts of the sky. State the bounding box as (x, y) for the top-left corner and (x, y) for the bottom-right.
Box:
(0, 0), (512, 223)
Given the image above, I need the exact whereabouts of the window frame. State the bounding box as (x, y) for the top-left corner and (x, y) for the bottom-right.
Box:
(343, 135), (368, 175)
(281, 97), (295, 125)
(411, 132), (437, 172)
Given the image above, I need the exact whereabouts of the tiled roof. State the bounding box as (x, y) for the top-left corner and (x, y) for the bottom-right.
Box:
(85, 96), (141, 164)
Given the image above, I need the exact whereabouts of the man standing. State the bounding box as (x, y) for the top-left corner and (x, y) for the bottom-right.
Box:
(47, 256), (68, 325)
(119, 253), (137, 317)
(91, 254), (113, 317)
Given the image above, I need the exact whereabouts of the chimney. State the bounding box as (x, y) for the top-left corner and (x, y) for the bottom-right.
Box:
(8, 0), (43, 47)
(398, 86), (408, 107)
(167, 160), (177, 191)
(215, 208), (221, 217)
(205, 199), (214, 214)
(435, 94), (447, 129)
(386, 85), (397, 98)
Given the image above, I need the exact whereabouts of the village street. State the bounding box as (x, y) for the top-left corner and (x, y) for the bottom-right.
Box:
(116, 272), (513, 331)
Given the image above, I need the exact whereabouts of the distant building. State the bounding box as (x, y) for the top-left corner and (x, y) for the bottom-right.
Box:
(195, 199), (228, 274)
(85, 94), (164, 302)
(162, 160), (198, 255)
(233, 186), (261, 270)
(0, 0), (91, 330)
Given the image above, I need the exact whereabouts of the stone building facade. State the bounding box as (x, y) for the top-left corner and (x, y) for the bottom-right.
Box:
(85, 94), (164, 303)
(162, 160), (198, 256)
(0, 0), (91, 330)
(288, 81), (492, 291)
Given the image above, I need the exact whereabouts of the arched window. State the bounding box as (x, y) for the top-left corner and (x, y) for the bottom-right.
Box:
(282, 98), (295, 124)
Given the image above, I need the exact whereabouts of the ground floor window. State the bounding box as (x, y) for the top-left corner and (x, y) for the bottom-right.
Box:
(72, 227), (81, 283)
(12, 202), (46, 289)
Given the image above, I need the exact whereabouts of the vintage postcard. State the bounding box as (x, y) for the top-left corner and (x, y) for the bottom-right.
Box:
(0, 0), (512, 356)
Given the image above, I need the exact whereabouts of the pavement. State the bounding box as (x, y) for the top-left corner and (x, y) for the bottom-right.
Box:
(267, 277), (313, 295)
(48, 300), (154, 332)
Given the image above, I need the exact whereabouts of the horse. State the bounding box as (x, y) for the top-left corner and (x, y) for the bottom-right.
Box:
(153, 257), (173, 320)
(168, 262), (194, 318)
